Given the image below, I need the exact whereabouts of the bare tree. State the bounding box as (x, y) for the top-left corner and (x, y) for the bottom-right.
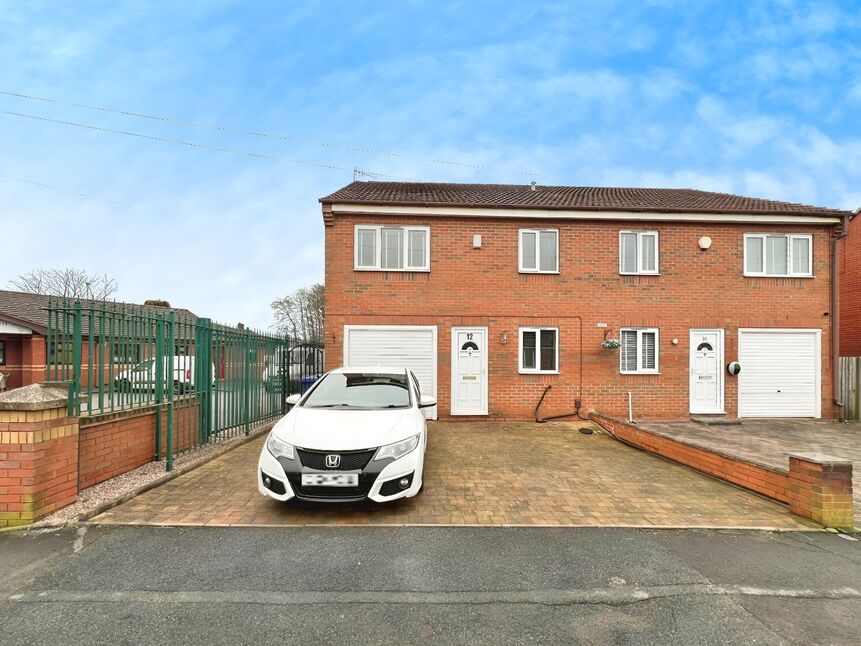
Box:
(10, 268), (119, 300)
(271, 283), (324, 344)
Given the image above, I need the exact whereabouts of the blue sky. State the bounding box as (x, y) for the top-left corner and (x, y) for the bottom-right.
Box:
(1, 0), (860, 327)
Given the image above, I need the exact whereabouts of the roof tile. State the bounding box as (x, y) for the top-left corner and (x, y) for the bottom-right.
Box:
(321, 181), (850, 216)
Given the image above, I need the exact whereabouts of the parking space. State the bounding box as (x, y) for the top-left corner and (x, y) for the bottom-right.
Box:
(91, 421), (815, 528)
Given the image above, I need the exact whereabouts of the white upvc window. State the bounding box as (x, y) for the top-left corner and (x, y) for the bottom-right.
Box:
(519, 229), (559, 273)
(619, 231), (659, 275)
(743, 234), (812, 277)
(620, 328), (659, 374)
(519, 327), (559, 374)
(354, 225), (430, 271)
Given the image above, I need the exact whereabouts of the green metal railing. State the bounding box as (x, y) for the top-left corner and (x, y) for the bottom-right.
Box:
(46, 298), (302, 470)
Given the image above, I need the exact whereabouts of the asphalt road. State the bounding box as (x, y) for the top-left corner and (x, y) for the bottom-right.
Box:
(1, 526), (859, 645)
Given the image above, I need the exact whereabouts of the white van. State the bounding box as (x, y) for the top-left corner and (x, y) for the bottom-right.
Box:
(114, 356), (212, 394)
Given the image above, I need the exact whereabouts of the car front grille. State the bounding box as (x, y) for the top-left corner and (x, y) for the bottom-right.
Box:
(285, 473), (376, 501)
(296, 447), (377, 471)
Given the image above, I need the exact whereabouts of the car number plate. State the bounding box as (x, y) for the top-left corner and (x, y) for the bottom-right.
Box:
(301, 473), (358, 487)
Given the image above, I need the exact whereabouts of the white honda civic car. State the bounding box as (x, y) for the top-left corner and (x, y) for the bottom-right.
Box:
(257, 367), (435, 504)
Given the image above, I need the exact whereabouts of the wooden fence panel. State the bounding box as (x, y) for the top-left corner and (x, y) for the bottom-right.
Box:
(841, 356), (860, 420)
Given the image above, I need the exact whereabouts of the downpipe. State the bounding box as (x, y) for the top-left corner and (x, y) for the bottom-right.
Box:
(832, 214), (851, 421)
(534, 315), (587, 423)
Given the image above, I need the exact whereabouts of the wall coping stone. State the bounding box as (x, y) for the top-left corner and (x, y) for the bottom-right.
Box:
(789, 453), (853, 467)
(0, 383), (69, 411)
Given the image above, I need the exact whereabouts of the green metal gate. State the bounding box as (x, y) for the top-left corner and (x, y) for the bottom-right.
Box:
(46, 298), (297, 470)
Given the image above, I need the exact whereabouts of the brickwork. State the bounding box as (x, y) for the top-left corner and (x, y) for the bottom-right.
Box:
(79, 411), (158, 490)
(592, 413), (855, 529)
(79, 400), (199, 489)
(325, 214), (837, 420)
(788, 456), (854, 531)
(0, 407), (79, 527)
(0, 378), (204, 525)
(840, 215), (861, 356)
(0, 335), (47, 390)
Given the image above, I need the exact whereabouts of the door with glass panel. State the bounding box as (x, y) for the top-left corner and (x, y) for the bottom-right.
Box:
(451, 327), (487, 415)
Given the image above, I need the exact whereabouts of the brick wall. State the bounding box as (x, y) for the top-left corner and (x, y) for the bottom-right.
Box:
(78, 411), (158, 489)
(78, 399), (200, 489)
(787, 455), (854, 530)
(0, 335), (24, 389)
(840, 215), (861, 356)
(591, 412), (789, 502)
(325, 214), (837, 420)
(0, 408), (78, 527)
(592, 413), (854, 530)
(0, 335), (47, 390)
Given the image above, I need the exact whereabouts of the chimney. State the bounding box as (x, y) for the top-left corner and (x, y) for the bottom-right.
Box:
(530, 181), (537, 191)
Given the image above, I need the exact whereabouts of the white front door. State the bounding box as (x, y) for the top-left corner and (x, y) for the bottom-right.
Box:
(689, 329), (724, 414)
(451, 327), (488, 415)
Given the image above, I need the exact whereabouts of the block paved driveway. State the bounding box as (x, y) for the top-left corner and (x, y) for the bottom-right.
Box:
(92, 422), (815, 529)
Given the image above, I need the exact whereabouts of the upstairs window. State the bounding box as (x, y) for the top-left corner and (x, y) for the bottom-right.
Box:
(519, 229), (559, 273)
(620, 328), (659, 374)
(354, 225), (430, 271)
(619, 231), (659, 275)
(519, 327), (558, 374)
(744, 234), (812, 277)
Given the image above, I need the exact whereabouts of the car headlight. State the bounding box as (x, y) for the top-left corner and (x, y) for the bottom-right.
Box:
(374, 434), (420, 461)
(266, 434), (295, 460)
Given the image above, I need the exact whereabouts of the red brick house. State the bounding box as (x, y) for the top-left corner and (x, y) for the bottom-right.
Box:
(839, 213), (861, 357)
(321, 181), (853, 421)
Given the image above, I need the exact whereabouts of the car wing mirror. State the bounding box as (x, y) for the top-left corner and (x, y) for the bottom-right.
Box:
(418, 395), (437, 409)
(285, 394), (301, 406)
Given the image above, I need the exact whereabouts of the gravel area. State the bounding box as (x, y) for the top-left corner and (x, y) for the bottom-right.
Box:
(34, 424), (274, 527)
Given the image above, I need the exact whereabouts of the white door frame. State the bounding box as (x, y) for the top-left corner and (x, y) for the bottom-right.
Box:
(450, 326), (488, 416)
(737, 328), (822, 419)
(689, 328), (725, 414)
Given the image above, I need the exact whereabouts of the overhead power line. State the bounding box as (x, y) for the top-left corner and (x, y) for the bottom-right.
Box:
(0, 110), (415, 180)
(0, 172), (164, 216)
(0, 89), (543, 178)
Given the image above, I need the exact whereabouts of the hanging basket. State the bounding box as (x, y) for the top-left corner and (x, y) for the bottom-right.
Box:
(601, 338), (621, 350)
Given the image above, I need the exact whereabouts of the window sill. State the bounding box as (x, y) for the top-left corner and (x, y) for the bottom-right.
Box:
(620, 371), (661, 376)
(519, 370), (560, 375)
(353, 267), (431, 273)
(619, 272), (660, 277)
(743, 273), (814, 279)
(518, 270), (560, 275)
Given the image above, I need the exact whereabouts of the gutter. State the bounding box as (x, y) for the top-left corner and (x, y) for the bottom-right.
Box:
(832, 212), (853, 420)
(318, 198), (851, 218)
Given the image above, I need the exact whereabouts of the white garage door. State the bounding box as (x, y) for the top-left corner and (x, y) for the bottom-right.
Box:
(343, 325), (437, 419)
(738, 329), (821, 418)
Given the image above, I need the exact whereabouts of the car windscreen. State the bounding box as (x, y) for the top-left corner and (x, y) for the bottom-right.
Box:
(301, 372), (411, 409)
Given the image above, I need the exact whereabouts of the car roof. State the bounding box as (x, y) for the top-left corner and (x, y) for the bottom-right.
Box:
(331, 366), (409, 375)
